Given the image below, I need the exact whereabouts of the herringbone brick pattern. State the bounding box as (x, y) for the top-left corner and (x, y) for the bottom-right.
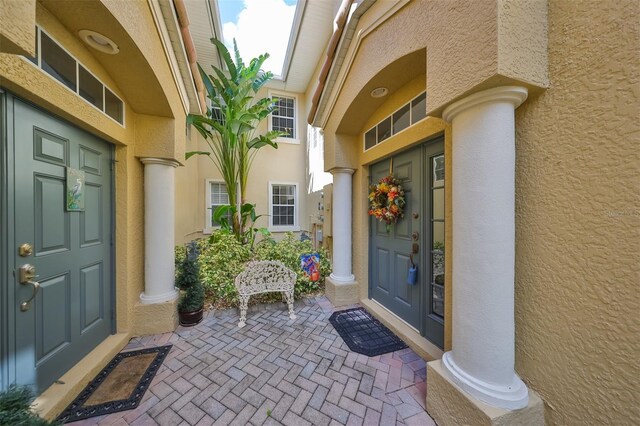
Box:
(67, 297), (435, 426)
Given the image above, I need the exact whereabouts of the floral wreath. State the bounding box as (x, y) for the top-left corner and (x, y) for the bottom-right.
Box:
(368, 175), (406, 231)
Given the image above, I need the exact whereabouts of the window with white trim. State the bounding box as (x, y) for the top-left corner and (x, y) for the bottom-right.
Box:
(206, 180), (231, 229)
(271, 95), (296, 139)
(269, 183), (298, 230)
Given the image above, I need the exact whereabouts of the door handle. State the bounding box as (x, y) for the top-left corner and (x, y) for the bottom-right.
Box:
(18, 264), (40, 312)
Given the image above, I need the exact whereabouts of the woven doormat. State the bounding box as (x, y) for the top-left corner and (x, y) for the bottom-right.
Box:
(57, 345), (171, 424)
(329, 308), (408, 356)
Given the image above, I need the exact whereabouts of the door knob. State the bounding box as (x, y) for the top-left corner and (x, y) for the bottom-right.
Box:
(18, 264), (40, 312)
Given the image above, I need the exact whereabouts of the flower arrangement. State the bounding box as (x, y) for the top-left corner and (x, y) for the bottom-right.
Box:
(368, 175), (406, 231)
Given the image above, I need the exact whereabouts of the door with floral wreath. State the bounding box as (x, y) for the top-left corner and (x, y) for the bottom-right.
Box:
(369, 137), (444, 348)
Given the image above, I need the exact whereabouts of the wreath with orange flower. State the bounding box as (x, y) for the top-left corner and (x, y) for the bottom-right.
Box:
(368, 175), (406, 231)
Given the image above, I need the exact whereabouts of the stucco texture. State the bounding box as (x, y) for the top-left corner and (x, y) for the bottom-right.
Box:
(0, 0), (36, 56)
(319, 0), (639, 424)
(513, 1), (640, 425)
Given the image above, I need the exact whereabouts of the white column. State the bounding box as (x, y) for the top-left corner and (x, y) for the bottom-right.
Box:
(140, 158), (180, 304)
(441, 86), (529, 410)
(329, 168), (355, 282)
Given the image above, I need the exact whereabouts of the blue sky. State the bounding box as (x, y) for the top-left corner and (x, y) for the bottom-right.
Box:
(218, 0), (298, 76)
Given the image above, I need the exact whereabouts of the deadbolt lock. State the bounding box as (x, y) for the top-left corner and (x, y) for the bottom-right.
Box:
(412, 232), (419, 241)
(19, 243), (33, 257)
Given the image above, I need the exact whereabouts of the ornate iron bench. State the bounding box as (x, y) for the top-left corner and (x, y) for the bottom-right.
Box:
(235, 260), (297, 328)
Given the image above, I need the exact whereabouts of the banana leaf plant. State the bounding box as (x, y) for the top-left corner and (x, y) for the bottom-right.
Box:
(187, 38), (283, 240)
(213, 203), (272, 250)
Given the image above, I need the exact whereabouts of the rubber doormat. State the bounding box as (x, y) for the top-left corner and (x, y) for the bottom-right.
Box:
(329, 308), (408, 356)
(57, 345), (171, 424)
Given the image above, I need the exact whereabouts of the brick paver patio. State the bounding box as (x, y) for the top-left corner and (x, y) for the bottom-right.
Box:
(67, 297), (436, 426)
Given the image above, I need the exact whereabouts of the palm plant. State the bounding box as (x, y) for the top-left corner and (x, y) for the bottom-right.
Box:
(187, 38), (282, 239)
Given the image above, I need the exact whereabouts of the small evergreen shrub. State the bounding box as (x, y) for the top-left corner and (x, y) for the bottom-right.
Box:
(0, 385), (59, 426)
(175, 246), (205, 312)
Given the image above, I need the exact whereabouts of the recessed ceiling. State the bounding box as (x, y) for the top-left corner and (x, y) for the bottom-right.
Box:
(337, 49), (426, 135)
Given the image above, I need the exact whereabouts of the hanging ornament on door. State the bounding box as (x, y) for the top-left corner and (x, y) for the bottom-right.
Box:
(368, 157), (406, 232)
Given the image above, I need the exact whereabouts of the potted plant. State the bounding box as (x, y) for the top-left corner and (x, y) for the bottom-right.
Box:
(176, 243), (205, 326)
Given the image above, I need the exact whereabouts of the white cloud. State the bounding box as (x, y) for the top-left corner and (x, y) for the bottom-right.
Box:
(222, 0), (296, 77)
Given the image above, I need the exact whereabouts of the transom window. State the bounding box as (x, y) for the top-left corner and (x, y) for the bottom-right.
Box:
(29, 27), (125, 125)
(271, 96), (296, 139)
(364, 92), (427, 151)
(269, 183), (298, 230)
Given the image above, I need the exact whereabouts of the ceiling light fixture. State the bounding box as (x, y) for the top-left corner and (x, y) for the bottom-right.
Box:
(78, 30), (119, 54)
(370, 87), (389, 98)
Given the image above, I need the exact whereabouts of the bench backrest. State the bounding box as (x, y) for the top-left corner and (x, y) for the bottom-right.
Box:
(235, 260), (297, 294)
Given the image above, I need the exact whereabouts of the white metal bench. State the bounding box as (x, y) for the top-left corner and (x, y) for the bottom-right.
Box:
(235, 260), (297, 328)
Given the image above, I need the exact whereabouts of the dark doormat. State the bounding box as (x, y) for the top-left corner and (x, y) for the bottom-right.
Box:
(329, 307), (408, 356)
(57, 345), (171, 424)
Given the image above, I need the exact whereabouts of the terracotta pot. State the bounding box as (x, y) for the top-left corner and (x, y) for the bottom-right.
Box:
(179, 307), (203, 326)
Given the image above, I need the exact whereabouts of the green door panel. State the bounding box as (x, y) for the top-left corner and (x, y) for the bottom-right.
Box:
(7, 95), (113, 392)
(369, 138), (444, 348)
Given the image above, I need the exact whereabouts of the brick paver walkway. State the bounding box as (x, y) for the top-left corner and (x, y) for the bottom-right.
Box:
(68, 297), (436, 426)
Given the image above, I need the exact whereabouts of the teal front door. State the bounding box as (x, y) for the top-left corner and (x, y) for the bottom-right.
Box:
(369, 137), (445, 348)
(1, 94), (114, 392)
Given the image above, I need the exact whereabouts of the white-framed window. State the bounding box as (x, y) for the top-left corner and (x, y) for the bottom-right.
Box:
(269, 91), (298, 144)
(204, 179), (231, 232)
(268, 182), (299, 231)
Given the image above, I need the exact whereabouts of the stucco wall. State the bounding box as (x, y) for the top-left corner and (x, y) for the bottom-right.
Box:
(0, 0), (35, 56)
(513, 1), (639, 424)
(320, 0), (638, 424)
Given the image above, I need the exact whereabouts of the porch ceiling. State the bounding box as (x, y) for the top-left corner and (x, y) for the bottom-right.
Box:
(336, 49), (426, 135)
(39, 0), (174, 118)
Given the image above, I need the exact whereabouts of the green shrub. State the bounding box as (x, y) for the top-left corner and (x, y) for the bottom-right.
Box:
(0, 385), (59, 426)
(197, 231), (252, 306)
(176, 248), (205, 313)
(254, 232), (331, 298)
(176, 231), (331, 308)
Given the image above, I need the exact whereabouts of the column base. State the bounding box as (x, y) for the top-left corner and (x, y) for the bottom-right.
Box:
(442, 352), (529, 409)
(325, 276), (358, 307)
(139, 288), (178, 304)
(131, 298), (179, 336)
(427, 360), (544, 426)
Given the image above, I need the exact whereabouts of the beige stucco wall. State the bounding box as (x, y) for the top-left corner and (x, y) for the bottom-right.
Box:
(175, 88), (310, 244)
(513, 1), (639, 425)
(320, 0), (638, 424)
(0, 0), (36, 56)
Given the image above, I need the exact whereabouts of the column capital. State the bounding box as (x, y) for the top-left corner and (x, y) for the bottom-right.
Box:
(329, 167), (355, 175)
(139, 157), (181, 168)
(442, 86), (528, 123)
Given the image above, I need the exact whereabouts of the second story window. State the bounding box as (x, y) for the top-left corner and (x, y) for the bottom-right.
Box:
(271, 95), (296, 140)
